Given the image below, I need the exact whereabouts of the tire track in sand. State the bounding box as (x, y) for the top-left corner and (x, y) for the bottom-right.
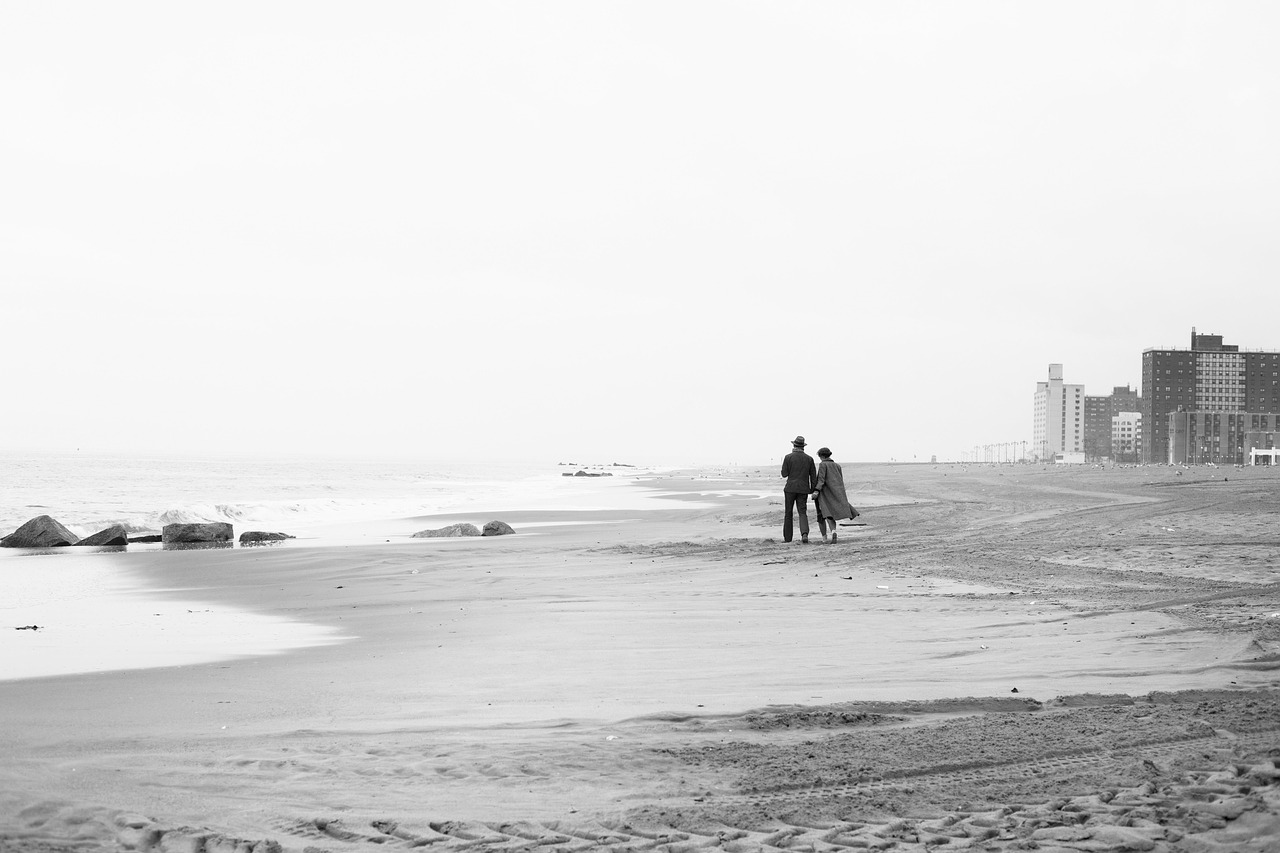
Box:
(666, 726), (1280, 810)
(247, 726), (1280, 852)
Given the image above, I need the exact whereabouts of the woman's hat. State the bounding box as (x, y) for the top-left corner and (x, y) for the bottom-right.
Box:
(792, 435), (806, 447)
(817, 447), (832, 457)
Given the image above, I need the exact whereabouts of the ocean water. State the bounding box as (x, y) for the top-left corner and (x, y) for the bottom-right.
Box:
(0, 452), (675, 542)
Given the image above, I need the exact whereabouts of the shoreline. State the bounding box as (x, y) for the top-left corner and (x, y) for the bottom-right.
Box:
(0, 476), (716, 684)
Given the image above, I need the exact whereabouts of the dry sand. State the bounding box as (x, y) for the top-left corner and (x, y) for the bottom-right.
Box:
(1, 463), (1278, 852)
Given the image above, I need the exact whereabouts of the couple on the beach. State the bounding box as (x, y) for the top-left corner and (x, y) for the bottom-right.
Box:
(781, 435), (858, 544)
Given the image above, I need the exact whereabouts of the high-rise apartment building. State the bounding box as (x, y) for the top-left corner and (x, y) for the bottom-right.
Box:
(1033, 364), (1084, 461)
(1142, 330), (1280, 463)
(1083, 385), (1140, 460)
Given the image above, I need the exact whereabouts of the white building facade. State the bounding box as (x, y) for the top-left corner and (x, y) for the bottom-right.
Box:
(1033, 363), (1085, 461)
(1111, 411), (1142, 462)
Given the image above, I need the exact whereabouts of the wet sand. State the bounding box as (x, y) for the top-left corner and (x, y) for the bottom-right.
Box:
(1, 463), (1278, 852)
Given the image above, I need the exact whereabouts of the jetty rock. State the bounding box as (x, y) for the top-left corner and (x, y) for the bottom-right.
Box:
(482, 520), (516, 536)
(162, 522), (234, 544)
(1, 515), (80, 548)
(78, 524), (130, 547)
(412, 523), (482, 538)
(239, 531), (295, 544)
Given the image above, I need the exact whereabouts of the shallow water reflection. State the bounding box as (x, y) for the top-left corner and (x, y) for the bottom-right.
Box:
(161, 540), (234, 551)
(0, 550), (349, 681)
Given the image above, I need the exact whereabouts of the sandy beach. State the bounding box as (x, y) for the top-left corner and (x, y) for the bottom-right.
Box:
(2, 463), (1278, 852)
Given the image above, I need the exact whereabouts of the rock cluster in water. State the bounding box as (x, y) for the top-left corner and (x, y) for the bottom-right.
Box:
(0, 515), (266, 548)
(2, 512), (517, 548)
(411, 520), (516, 538)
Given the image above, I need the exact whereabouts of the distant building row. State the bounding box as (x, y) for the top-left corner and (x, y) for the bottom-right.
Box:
(1033, 365), (1140, 462)
(1034, 329), (1280, 465)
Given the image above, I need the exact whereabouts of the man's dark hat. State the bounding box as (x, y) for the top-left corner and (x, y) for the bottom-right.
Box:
(792, 435), (806, 447)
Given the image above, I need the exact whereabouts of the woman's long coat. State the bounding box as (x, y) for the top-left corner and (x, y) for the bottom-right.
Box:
(815, 459), (856, 520)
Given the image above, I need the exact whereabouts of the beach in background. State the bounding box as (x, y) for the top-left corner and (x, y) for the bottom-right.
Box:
(2, 461), (1278, 852)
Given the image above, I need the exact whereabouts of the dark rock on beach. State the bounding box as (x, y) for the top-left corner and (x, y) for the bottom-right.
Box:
(239, 531), (295, 544)
(482, 520), (515, 536)
(162, 522), (234, 544)
(412, 523), (482, 538)
(78, 524), (130, 547)
(1, 515), (80, 548)
(127, 534), (164, 543)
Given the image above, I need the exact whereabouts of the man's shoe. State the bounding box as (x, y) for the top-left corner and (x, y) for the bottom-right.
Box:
(801, 536), (809, 544)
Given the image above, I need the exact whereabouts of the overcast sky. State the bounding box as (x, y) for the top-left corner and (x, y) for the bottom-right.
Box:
(3, 2), (1277, 465)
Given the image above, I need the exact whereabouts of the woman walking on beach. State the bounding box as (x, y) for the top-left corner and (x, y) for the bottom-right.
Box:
(812, 447), (857, 543)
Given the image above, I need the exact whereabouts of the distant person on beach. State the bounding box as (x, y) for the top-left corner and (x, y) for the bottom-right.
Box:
(780, 435), (817, 543)
(812, 446), (858, 544)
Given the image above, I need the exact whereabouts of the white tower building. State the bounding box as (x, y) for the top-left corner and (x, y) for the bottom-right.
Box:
(1033, 364), (1085, 461)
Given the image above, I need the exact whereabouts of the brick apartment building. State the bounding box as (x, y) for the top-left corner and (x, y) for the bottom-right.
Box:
(1142, 330), (1280, 464)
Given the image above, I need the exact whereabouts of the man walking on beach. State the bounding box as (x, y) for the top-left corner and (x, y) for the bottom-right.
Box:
(780, 436), (817, 543)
